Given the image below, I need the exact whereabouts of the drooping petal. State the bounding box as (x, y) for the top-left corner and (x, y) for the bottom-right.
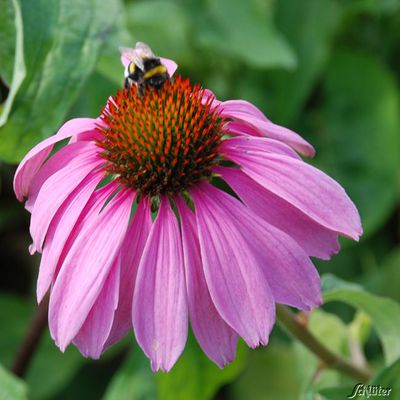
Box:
(73, 257), (120, 359)
(225, 121), (263, 137)
(221, 100), (270, 121)
(103, 198), (152, 349)
(220, 136), (301, 160)
(216, 166), (340, 260)
(49, 186), (134, 351)
(192, 183), (322, 313)
(132, 197), (188, 372)
(26, 141), (101, 212)
(14, 118), (99, 201)
(175, 197), (238, 367)
(37, 170), (103, 302)
(220, 100), (315, 157)
(30, 141), (102, 253)
(190, 183), (275, 347)
(223, 148), (362, 240)
(70, 117), (105, 143)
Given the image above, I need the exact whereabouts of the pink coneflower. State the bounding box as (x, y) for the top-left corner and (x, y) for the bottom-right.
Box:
(14, 44), (362, 372)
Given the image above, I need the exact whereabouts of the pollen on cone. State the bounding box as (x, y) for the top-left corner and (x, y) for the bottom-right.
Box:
(97, 76), (225, 197)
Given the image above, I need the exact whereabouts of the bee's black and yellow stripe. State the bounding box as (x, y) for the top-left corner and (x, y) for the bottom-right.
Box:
(125, 58), (170, 94)
(128, 62), (136, 75)
(143, 65), (168, 80)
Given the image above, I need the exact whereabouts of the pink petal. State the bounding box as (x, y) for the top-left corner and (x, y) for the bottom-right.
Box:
(220, 136), (301, 160)
(220, 100), (315, 157)
(132, 197), (188, 372)
(73, 257), (120, 359)
(221, 100), (269, 121)
(192, 183), (322, 313)
(49, 186), (134, 351)
(37, 170), (103, 302)
(190, 184), (275, 348)
(175, 197), (238, 367)
(103, 198), (152, 350)
(216, 166), (340, 260)
(223, 149), (362, 240)
(160, 58), (178, 77)
(225, 121), (263, 137)
(29, 141), (102, 253)
(25, 141), (99, 212)
(14, 118), (98, 201)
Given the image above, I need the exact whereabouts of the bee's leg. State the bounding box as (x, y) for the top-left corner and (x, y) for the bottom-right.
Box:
(125, 77), (135, 90)
(137, 85), (145, 97)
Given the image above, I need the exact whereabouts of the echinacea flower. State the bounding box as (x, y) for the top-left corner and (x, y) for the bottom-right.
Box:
(14, 44), (362, 372)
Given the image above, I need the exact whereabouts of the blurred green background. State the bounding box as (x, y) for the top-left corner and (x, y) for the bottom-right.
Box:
(1, 0), (400, 399)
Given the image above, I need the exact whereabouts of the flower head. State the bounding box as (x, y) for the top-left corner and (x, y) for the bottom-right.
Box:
(14, 43), (362, 372)
(97, 76), (223, 196)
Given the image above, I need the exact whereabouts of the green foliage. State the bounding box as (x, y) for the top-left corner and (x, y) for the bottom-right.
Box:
(314, 51), (400, 236)
(0, 364), (28, 400)
(0, 0), (123, 163)
(1, 0), (400, 399)
(104, 334), (247, 400)
(230, 344), (301, 400)
(156, 334), (247, 400)
(195, 0), (296, 69)
(370, 357), (400, 398)
(267, 0), (341, 123)
(0, 0), (26, 127)
(323, 274), (400, 365)
(365, 247), (400, 302)
(294, 309), (349, 393)
(124, 0), (192, 62)
(103, 349), (156, 400)
(0, 295), (84, 400)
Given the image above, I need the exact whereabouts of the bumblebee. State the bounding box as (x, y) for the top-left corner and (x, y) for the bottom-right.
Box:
(120, 42), (170, 96)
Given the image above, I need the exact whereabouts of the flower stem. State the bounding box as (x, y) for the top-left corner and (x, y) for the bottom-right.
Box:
(276, 304), (373, 382)
(11, 294), (49, 377)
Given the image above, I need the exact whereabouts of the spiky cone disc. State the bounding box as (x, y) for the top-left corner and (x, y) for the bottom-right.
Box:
(97, 76), (226, 197)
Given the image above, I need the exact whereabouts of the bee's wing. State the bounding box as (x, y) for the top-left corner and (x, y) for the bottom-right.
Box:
(134, 42), (156, 58)
(119, 46), (145, 70)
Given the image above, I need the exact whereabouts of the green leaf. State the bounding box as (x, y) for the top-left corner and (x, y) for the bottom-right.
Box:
(104, 333), (247, 400)
(348, 311), (372, 347)
(0, 0), (122, 163)
(230, 344), (301, 400)
(103, 349), (156, 400)
(294, 309), (348, 394)
(317, 358), (400, 400)
(322, 274), (400, 365)
(197, 0), (296, 69)
(369, 357), (400, 399)
(0, 294), (84, 400)
(68, 71), (120, 119)
(156, 334), (248, 400)
(0, 0), (26, 126)
(0, 0), (17, 84)
(0, 364), (28, 400)
(318, 385), (358, 400)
